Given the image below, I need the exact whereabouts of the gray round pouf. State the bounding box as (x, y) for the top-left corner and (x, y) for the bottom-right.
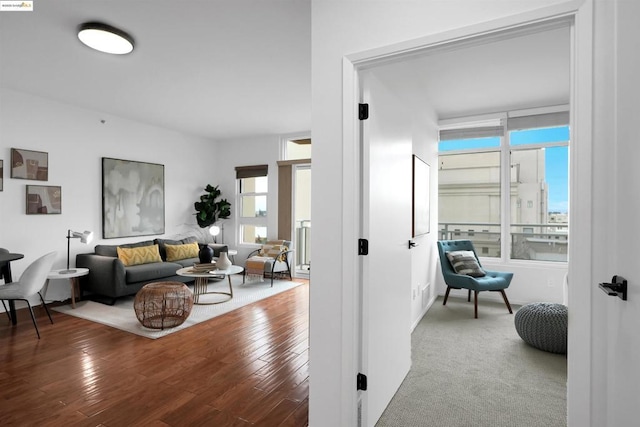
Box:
(515, 302), (568, 354)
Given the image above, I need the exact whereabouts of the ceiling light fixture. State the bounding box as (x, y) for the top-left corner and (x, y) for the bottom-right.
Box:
(77, 22), (134, 55)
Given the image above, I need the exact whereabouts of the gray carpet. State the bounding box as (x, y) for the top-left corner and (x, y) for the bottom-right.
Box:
(376, 296), (567, 427)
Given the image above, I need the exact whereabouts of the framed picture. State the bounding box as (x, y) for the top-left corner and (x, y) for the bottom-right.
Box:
(11, 148), (48, 181)
(102, 157), (165, 239)
(26, 185), (61, 214)
(412, 155), (430, 237)
(0, 160), (3, 191)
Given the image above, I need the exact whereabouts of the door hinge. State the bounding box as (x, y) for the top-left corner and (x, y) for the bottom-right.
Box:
(357, 373), (368, 391)
(359, 103), (369, 120)
(358, 239), (369, 256)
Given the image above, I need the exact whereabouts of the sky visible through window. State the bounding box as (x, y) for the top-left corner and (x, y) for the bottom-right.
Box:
(439, 126), (569, 213)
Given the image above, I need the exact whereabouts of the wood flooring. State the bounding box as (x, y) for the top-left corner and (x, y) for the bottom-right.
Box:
(0, 282), (309, 426)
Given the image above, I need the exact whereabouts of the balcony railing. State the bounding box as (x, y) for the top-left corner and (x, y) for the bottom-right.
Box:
(295, 220), (311, 270)
(439, 222), (568, 262)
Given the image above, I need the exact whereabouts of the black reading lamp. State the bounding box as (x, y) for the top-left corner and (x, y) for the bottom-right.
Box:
(60, 229), (93, 274)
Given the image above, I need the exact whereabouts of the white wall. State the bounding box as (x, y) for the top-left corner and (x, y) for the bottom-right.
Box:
(408, 93), (440, 327)
(0, 88), (218, 304)
(311, 1), (574, 426)
(458, 260), (567, 305)
(212, 134), (282, 263)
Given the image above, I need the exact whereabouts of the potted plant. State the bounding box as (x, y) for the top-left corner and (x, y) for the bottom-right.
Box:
(194, 184), (231, 262)
(194, 184), (231, 228)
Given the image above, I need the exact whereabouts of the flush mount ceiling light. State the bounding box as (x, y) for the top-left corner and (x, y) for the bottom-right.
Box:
(77, 22), (134, 55)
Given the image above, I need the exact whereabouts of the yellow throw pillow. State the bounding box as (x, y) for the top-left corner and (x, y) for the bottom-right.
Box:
(165, 242), (200, 262)
(259, 244), (286, 261)
(117, 244), (162, 267)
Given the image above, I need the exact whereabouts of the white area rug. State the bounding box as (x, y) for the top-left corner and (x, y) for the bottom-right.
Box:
(53, 278), (304, 339)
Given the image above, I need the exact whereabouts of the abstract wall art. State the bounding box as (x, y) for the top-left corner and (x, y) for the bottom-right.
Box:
(102, 157), (165, 238)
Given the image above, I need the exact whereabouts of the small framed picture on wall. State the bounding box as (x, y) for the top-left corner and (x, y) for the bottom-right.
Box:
(412, 155), (430, 237)
(26, 185), (61, 214)
(11, 148), (48, 181)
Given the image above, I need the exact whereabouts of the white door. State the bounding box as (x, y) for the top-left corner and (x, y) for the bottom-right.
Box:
(359, 69), (413, 426)
(599, 1), (640, 421)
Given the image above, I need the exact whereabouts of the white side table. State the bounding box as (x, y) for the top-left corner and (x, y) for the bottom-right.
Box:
(45, 268), (89, 309)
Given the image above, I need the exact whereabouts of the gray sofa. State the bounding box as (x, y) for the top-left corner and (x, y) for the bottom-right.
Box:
(76, 236), (227, 304)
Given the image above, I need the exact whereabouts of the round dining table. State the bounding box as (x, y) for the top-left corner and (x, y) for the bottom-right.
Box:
(0, 252), (25, 325)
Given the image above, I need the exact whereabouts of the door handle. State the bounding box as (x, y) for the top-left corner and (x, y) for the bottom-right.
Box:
(408, 240), (417, 249)
(598, 275), (628, 301)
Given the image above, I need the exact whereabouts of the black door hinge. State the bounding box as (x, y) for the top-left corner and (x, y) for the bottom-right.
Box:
(359, 103), (369, 120)
(357, 373), (368, 391)
(358, 239), (369, 256)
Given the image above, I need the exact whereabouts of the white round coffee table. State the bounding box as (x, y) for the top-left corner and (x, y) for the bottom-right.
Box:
(45, 268), (90, 309)
(176, 265), (244, 305)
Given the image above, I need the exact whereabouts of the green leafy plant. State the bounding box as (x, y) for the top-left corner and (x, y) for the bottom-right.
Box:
(194, 184), (231, 228)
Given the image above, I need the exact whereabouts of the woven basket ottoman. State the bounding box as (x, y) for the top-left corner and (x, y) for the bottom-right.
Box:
(514, 302), (567, 354)
(134, 282), (194, 330)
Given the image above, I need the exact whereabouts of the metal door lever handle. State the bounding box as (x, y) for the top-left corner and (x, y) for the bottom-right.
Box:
(598, 275), (628, 301)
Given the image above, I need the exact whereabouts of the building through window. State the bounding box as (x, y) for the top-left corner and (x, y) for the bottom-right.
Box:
(438, 110), (569, 262)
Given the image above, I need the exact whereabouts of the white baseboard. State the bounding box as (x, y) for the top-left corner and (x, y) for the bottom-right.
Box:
(411, 294), (437, 331)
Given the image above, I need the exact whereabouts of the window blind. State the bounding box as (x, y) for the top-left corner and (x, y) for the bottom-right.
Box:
(235, 164), (268, 179)
(439, 126), (504, 141)
(507, 111), (570, 131)
(439, 111), (570, 141)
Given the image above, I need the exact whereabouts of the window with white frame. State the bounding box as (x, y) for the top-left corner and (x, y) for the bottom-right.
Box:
(236, 164), (268, 245)
(438, 110), (569, 262)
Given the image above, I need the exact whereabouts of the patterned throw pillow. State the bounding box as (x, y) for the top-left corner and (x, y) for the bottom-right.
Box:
(446, 250), (486, 277)
(117, 244), (162, 266)
(164, 242), (200, 262)
(259, 240), (287, 261)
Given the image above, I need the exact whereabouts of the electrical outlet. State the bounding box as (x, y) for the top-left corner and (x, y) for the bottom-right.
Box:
(547, 278), (554, 287)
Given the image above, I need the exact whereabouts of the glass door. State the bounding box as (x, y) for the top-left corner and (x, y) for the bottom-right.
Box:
(293, 164), (311, 277)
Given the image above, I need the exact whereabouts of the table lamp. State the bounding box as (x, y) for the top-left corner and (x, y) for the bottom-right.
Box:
(209, 225), (221, 243)
(61, 229), (94, 274)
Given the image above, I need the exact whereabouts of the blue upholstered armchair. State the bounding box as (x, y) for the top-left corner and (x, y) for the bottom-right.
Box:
(437, 240), (513, 318)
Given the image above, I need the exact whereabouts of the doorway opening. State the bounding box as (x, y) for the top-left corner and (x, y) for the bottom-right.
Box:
(351, 13), (583, 427)
(279, 136), (311, 278)
(293, 164), (311, 276)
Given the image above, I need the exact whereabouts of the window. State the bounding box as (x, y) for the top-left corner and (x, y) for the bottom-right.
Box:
(285, 138), (312, 160)
(439, 131), (502, 257)
(236, 165), (268, 245)
(509, 128), (569, 262)
(438, 112), (569, 262)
